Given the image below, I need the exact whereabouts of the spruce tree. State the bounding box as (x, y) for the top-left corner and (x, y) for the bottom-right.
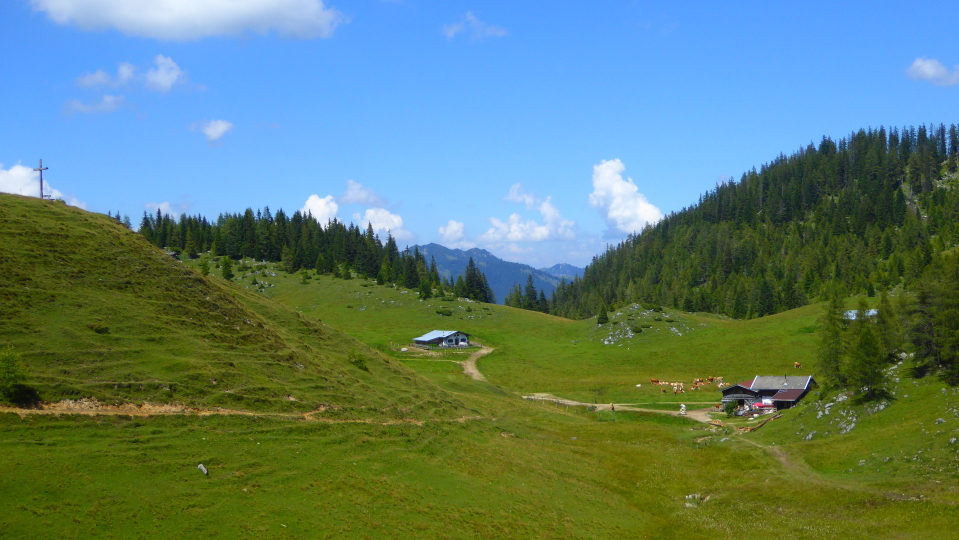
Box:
(220, 257), (234, 281)
(817, 285), (845, 386)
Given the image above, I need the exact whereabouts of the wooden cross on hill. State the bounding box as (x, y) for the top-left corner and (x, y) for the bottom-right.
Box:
(33, 159), (48, 200)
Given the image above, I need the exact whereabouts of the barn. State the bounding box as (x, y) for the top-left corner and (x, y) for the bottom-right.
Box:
(413, 330), (471, 348)
(721, 375), (817, 411)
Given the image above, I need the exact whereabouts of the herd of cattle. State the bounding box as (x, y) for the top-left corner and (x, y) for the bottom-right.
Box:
(647, 376), (726, 394)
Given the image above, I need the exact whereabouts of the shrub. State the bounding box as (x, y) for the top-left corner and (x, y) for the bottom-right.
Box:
(664, 318), (676, 323)
(724, 401), (737, 418)
(641, 324), (653, 328)
(631, 326), (643, 333)
(653, 316), (662, 322)
(436, 309), (453, 316)
(348, 350), (369, 372)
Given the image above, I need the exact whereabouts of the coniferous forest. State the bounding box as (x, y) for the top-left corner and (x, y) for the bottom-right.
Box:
(137, 209), (495, 303)
(551, 124), (959, 321)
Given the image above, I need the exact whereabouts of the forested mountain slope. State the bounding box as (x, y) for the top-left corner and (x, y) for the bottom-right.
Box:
(552, 125), (959, 319)
(0, 194), (465, 417)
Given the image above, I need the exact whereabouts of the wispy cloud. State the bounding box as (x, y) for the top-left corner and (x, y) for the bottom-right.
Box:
(906, 57), (959, 87)
(30, 0), (347, 41)
(340, 179), (388, 206)
(78, 55), (187, 92)
(190, 120), (234, 144)
(443, 11), (507, 41)
(64, 94), (128, 114)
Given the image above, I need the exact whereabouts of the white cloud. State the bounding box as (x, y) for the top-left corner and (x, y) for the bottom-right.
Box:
(145, 201), (182, 219)
(64, 94), (127, 114)
(443, 11), (507, 41)
(77, 61), (135, 87)
(144, 55), (186, 92)
(0, 162), (86, 208)
(588, 159), (663, 235)
(190, 119), (234, 143)
(438, 219), (475, 249)
(302, 194), (339, 225)
(29, 0), (346, 41)
(504, 182), (536, 209)
(480, 184), (575, 243)
(353, 207), (413, 241)
(906, 57), (959, 87)
(340, 179), (387, 206)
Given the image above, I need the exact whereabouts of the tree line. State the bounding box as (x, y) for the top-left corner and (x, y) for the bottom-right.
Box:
(551, 124), (959, 320)
(138, 208), (494, 303)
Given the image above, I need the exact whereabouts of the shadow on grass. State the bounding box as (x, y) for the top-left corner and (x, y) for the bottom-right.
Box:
(3, 384), (42, 408)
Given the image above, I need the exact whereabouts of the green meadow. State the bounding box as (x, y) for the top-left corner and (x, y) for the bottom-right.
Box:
(3, 194), (959, 538)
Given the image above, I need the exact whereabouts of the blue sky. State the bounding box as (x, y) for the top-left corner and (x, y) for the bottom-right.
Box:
(2, 1), (958, 268)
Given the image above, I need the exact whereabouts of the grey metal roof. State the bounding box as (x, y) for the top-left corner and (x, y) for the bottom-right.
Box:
(844, 309), (878, 320)
(749, 375), (814, 391)
(413, 330), (467, 342)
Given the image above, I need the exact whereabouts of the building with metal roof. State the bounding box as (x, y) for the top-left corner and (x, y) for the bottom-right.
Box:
(721, 375), (817, 410)
(413, 330), (471, 348)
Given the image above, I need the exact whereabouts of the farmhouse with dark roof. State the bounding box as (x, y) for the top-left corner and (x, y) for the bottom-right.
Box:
(721, 375), (817, 410)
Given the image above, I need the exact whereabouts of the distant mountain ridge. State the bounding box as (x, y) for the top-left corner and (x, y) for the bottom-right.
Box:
(415, 243), (582, 304)
(538, 263), (584, 281)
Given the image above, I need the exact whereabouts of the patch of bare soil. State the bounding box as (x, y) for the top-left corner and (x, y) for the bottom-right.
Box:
(521, 393), (717, 423)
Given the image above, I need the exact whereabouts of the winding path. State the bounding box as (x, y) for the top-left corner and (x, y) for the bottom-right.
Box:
(461, 346), (493, 381)
(520, 393), (717, 423)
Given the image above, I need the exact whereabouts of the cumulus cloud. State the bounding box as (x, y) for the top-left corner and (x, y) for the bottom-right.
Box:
(77, 61), (135, 87)
(144, 55), (186, 91)
(443, 11), (507, 41)
(438, 219), (475, 249)
(353, 208), (413, 241)
(0, 162), (86, 208)
(190, 119), (234, 143)
(302, 194), (339, 225)
(906, 57), (959, 87)
(340, 179), (388, 206)
(144, 201), (186, 219)
(64, 94), (128, 114)
(480, 183), (575, 243)
(588, 159), (663, 235)
(29, 0), (346, 41)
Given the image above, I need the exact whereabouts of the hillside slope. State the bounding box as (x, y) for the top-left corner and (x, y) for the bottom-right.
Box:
(0, 194), (464, 418)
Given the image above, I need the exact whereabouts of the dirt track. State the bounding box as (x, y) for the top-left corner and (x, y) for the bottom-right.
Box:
(521, 393), (717, 423)
(461, 346), (493, 381)
(0, 398), (486, 425)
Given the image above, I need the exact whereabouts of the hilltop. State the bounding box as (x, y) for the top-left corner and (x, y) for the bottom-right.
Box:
(0, 194), (465, 418)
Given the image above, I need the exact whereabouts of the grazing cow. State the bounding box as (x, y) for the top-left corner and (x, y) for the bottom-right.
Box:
(661, 387), (667, 394)
(794, 362), (802, 369)
(707, 376), (715, 383)
(715, 377), (724, 384)
(650, 378), (660, 384)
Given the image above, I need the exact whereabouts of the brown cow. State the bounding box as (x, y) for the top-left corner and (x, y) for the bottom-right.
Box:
(661, 387), (667, 394)
(794, 362), (802, 369)
(650, 378), (660, 384)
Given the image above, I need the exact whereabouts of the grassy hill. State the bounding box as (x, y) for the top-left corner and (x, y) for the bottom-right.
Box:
(4, 193), (959, 538)
(0, 194), (464, 418)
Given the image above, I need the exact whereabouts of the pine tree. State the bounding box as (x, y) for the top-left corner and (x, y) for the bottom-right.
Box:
(817, 285), (845, 386)
(596, 302), (609, 325)
(843, 298), (886, 398)
(220, 257), (234, 281)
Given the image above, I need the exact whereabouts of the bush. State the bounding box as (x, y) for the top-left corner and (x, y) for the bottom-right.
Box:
(664, 318), (676, 323)
(0, 347), (37, 406)
(641, 324), (653, 328)
(631, 326), (643, 333)
(724, 401), (737, 418)
(436, 309), (453, 317)
(653, 316), (662, 322)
